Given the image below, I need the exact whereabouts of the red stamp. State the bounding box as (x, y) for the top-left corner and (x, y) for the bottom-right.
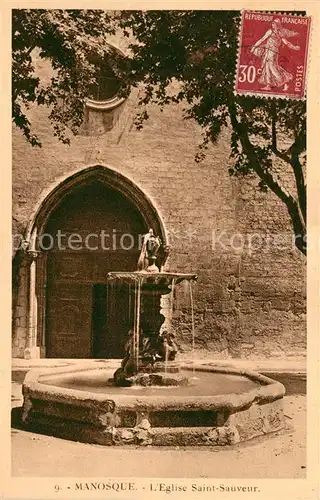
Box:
(235, 11), (311, 99)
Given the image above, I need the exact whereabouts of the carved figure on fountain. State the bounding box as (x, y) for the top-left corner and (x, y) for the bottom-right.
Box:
(137, 229), (170, 273)
(158, 330), (178, 361)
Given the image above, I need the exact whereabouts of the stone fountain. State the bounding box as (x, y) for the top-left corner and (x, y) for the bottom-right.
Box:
(109, 228), (197, 388)
(20, 229), (286, 446)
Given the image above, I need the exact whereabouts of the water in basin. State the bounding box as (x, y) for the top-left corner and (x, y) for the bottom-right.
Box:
(41, 368), (260, 396)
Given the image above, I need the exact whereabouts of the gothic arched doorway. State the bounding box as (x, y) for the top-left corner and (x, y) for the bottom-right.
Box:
(25, 165), (167, 359)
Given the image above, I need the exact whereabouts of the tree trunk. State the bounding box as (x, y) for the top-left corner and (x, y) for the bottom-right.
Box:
(286, 198), (307, 256)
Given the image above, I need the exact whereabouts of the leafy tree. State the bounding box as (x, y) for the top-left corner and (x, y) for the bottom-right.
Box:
(116, 10), (307, 255)
(12, 9), (118, 146)
(12, 9), (307, 255)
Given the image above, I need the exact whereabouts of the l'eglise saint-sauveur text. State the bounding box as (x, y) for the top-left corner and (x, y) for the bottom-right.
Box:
(149, 483), (259, 493)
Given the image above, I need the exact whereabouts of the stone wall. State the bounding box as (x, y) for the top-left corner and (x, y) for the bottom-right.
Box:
(12, 255), (29, 358)
(12, 49), (306, 359)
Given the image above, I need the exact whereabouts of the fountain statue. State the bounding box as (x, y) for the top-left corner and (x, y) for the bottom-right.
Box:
(137, 228), (161, 272)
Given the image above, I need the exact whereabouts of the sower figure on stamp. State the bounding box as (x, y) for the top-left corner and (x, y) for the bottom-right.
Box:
(250, 18), (300, 91)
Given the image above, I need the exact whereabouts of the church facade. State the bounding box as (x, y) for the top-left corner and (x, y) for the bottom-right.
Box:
(12, 37), (306, 360)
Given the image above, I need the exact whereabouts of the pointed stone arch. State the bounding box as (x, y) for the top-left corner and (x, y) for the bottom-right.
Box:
(21, 164), (168, 359)
(25, 164), (168, 247)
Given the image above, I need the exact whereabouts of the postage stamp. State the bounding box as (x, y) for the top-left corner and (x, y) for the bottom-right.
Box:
(235, 11), (311, 99)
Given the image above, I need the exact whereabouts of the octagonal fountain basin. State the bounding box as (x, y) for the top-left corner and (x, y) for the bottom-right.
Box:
(21, 363), (285, 447)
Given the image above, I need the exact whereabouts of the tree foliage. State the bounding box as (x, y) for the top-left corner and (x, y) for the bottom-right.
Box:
(116, 10), (307, 255)
(12, 9), (118, 145)
(12, 9), (307, 255)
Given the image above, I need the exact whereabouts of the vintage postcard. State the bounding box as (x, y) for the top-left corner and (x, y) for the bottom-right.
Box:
(1, 1), (319, 500)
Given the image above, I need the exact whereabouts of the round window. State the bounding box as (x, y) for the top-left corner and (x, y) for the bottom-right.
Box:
(86, 45), (126, 110)
(88, 61), (121, 101)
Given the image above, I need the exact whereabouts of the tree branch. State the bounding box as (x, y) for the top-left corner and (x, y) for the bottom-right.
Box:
(270, 100), (306, 224)
(290, 154), (306, 224)
(287, 124), (306, 157)
(227, 92), (306, 255)
(287, 123), (306, 223)
(270, 100), (291, 163)
(227, 93), (292, 205)
(25, 45), (36, 56)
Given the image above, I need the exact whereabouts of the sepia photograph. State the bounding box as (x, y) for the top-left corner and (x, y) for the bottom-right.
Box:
(2, 3), (319, 499)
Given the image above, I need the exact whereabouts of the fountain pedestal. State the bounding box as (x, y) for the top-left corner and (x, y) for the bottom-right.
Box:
(107, 271), (197, 386)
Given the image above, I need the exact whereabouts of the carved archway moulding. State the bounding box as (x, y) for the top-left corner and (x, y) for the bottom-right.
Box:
(24, 163), (168, 248)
